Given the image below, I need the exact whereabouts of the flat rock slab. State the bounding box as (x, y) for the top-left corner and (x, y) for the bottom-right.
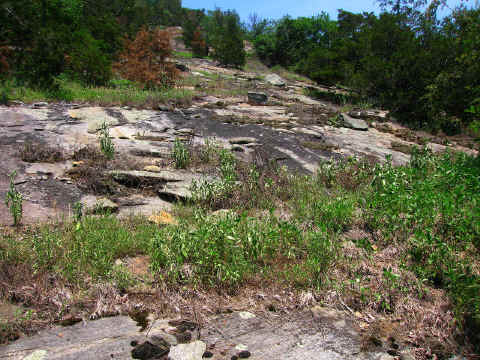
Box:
(0, 316), (167, 360)
(0, 310), (395, 360)
(68, 107), (120, 134)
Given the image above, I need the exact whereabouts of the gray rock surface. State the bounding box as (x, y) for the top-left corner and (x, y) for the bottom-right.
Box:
(0, 310), (404, 360)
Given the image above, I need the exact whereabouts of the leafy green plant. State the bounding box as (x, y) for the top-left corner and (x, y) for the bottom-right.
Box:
(98, 121), (115, 160)
(172, 138), (190, 169)
(4, 170), (23, 226)
(73, 201), (83, 222)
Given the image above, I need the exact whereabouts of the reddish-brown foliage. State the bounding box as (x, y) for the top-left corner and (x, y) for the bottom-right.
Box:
(191, 27), (207, 58)
(114, 28), (179, 89)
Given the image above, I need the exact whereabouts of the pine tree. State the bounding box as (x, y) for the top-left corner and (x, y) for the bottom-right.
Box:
(211, 10), (246, 68)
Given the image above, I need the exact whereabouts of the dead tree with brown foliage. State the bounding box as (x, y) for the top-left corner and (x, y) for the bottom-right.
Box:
(0, 46), (10, 79)
(114, 28), (179, 89)
(191, 27), (208, 58)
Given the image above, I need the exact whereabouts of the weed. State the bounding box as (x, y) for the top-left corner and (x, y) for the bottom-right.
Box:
(73, 201), (83, 222)
(172, 138), (190, 169)
(98, 121), (115, 160)
(4, 170), (23, 226)
(198, 138), (220, 163)
(327, 114), (342, 127)
(174, 51), (193, 59)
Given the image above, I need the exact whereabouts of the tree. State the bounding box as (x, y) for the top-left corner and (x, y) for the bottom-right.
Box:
(113, 28), (179, 89)
(190, 27), (208, 57)
(209, 9), (246, 68)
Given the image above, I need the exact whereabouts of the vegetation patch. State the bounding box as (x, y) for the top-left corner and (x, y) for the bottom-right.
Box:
(1, 148), (480, 355)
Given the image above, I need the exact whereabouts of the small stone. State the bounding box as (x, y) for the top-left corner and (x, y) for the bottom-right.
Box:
(114, 259), (123, 266)
(131, 341), (169, 360)
(32, 102), (48, 108)
(377, 354), (395, 360)
(23, 350), (48, 360)
(238, 312), (256, 320)
(234, 344), (248, 351)
(168, 341), (206, 360)
(176, 128), (194, 135)
(144, 165), (162, 173)
(175, 331), (192, 344)
(399, 353), (415, 360)
(229, 137), (257, 145)
(238, 350), (251, 359)
(387, 349), (400, 356)
(148, 211), (178, 226)
(82, 196), (119, 215)
(72, 161), (84, 167)
(231, 145), (245, 152)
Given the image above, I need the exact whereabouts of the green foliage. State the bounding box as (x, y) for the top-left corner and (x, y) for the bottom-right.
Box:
(98, 121), (115, 160)
(366, 148), (480, 342)
(252, 5), (480, 131)
(182, 9), (205, 48)
(149, 211), (336, 288)
(4, 171), (23, 226)
(207, 9), (246, 68)
(73, 201), (83, 223)
(66, 30), (112, 86)
(172, 138), (190, 169)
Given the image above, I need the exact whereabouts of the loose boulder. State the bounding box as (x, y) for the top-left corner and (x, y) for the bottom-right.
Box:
(247, 92), (268, 105)
(168, 341), (206, 360)
(340, 113), (369, 131)
(265, 74), (286, 87)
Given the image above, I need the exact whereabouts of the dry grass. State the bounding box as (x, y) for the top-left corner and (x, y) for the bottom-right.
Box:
(19, 142), (66, 163)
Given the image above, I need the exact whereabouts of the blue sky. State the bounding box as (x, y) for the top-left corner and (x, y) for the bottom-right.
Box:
(182, 0), (467, 21)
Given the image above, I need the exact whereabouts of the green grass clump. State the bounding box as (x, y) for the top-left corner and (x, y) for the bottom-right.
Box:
(172, 138), (190, 169)
(98, 121), (115, 160)
(4, 171), (23, 227)
(149, 210), (338, 288)
(174, 51), (193, 59)
(5, 78), (194, 107)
